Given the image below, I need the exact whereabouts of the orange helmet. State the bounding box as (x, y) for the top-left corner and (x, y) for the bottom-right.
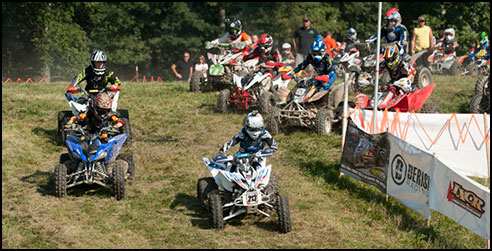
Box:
(94, 92), (112, 118)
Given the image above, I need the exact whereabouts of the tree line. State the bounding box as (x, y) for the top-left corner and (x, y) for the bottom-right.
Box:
(2, 2), (489, 82)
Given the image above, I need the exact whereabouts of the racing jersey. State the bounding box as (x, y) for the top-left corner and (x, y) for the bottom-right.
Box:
(220, 128), (278, 154)
(367, 25), (409, 55)
(70, 66), (121, 92)
(213, 31), (252, 56)
(293, 53), (337, 90)
(380, 60), (415, 83)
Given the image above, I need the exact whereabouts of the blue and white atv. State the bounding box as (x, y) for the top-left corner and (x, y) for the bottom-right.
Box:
(197, 148), (291, 233)
(55, 124), (135, 200)
(57, 86), (132, 146)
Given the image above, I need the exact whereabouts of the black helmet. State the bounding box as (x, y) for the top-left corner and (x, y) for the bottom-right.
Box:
(226, 18), (243, 38)
(90, 50), (107, 79)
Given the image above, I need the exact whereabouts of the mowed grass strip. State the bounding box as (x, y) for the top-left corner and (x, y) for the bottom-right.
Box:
(1, 75), (487, 248)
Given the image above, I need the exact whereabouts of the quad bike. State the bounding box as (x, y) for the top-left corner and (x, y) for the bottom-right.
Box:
(331, 46), (361, 79)
(469, 73), (490, 114)
(190, 42), (257, 92)
(355, 78), (441, 113)
(55, 124), (135, 200)
(197, 148), (291, 233)
(460, 56), (489, 77)
(217, 62), (292, 114)
(421, 42), (461, 76)
(267, 74), (345, 135)
(57, 87), (132, 147)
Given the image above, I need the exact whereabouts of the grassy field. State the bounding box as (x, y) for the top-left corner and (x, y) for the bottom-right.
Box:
(2, 74), (488, 248)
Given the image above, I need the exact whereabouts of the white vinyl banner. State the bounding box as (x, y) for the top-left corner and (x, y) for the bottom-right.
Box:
(429, 157), (490, 240)
(349, 109), (490, 178)
(387, 134), (432, 219)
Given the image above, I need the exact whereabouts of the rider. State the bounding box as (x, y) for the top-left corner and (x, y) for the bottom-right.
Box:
(380, 43), (416, 93)
(291, 36), (337, 91)
(65, 92), (125, 141)
(469, 32), (490, 60)
(66, 50), (121, 105)
(243, 33), (282, 75)
(210, 18), (252, 57)
(437, 28), (458, 54)
(338, 28), (360, 54)
(366, 8), (409, 58)
(280, 43), (295, 67)
(217, 111), (278, 171)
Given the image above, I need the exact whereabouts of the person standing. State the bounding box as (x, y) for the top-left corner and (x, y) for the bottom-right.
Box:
(322, 30), (338, 58)
(171, 52), (193, 83)
(411, 16), (434, 56)
(292, 17), (319, 77)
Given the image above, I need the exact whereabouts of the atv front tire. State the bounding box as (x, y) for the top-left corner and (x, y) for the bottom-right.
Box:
(208, 190), (224, 230)
(258, 91), (278, 115)
(474, 75), (489, 95)
(267, 107), (282, 135)
(54, 163), (68, 198)
(112, 161), (126, 200)
(469, 94), (490, 114)
(414, 66), (432, 89)
(316, 109), (334, 135)
(277, 194), (292, 234)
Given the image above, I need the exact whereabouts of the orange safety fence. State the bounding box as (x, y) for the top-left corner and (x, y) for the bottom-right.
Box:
(129, 75), (165, 83)
(347, 106), (490, 146)
(2, 77), (48, 84)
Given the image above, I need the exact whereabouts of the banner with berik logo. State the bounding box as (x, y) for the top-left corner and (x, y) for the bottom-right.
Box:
(387, 134), (432, 219)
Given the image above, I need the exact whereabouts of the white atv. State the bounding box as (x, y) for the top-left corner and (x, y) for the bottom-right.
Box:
(190, 42), (257, 92)
(197, 149), (291, 233)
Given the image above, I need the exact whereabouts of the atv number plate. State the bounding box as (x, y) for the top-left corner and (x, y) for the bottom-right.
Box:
(209, 64), (225, 76)
(246, 191), (259, 205)
(295, 88), (306, 95)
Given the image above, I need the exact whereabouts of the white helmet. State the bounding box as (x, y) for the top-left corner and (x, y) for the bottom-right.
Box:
(444, 28), (455, 41)
(244, 111), (264, 140)
(282, 43), (291, 51)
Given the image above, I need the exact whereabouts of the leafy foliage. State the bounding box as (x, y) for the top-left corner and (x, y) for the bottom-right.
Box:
(2, 2), (490, 81)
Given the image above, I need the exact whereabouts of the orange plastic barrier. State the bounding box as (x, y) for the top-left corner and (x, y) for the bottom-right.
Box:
(2, 78), (13, 84)
(348, 106), (490, 146)
(38, 78), (46, 84)
(25, 78), (34, 84)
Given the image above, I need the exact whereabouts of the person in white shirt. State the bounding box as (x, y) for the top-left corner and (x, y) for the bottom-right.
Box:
(195, 55), (209, 79)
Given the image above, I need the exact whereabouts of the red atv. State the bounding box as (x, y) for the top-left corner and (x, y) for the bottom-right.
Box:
(355, 78), (441, 113)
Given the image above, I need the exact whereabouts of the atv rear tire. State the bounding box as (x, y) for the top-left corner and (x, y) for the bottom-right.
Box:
(190, 71), (204, 92)
(197, 177), (218, 210)
(267, 107), (282, 135)
(217, 89), (230, 113)
(469, 94), (490, 114)
(277, 194), (292, 234)
(112, 161), (126, 200)
(449, 61), (461, 76)
(466, 64), (479, 76)
(58, 110), (72, 145)
(54, 164), (67, 198)
(118, 153), (135, 184)
(420, 104), (442, 113)
(474, 75), (489, 95)
(258, 91), (278, 115)
(208, 190), (224, 230)
(316, 109), (333, 135)
(414, 66), (432, 89)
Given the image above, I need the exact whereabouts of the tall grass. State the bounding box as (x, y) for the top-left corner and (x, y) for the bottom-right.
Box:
(1, 74), (487, 248)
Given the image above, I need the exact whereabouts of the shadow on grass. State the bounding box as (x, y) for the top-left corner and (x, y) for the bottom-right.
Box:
(21, 171), (114, 199)
(32, 127), (60, 145)
(457, 102), (471, 113)
(169, 193), (210, 230)
(299, 160), (460, 249)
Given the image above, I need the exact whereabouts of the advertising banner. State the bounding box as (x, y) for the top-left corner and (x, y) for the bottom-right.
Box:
(387, 134), (432, 219)
(429, 157), (490, 240)
(340, 118), (390, 193)
(349, 109), (489, 178)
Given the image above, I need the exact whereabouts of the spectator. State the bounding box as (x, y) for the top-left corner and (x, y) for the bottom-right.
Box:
(195, 55), (208, 74)
(292, 16), (319, 77)
(252, 34), (259, 45)
(171, 52), (193, 83)
(248, 34), (259, 53)
(411, 16), (434, 56)
(322, 30), (338, 57)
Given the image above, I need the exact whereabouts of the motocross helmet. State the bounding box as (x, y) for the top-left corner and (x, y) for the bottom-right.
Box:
(227, 18), (243, 38)
(480, 32), (488, 40)
(347, 28), (357, 42)
(384, 8), (401, 31)
(383, 43), (401, 71)
(244, 111), (264, 141)
(258, 34), (273, 54)
(444, 28), (455, 41)
(311, 39), (326, 62)
(93, 92), (112, 120)
(282, 43), (291, 53)
(90, 50), (107, 79)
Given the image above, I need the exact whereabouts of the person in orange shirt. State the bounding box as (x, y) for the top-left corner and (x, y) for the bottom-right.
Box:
(322, 30), (338, 58)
